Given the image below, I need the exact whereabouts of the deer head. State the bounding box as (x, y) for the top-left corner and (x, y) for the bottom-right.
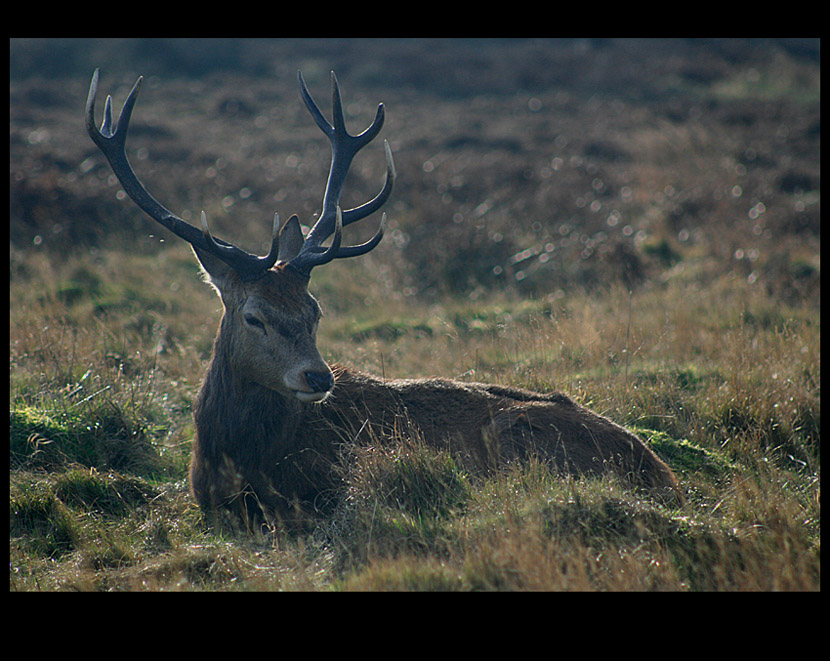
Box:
(86, 70), (395, 402)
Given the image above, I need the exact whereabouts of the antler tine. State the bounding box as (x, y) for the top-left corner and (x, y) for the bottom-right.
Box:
(342, 139), (396, 226)
(86, 69), (280, 281)
(335, 212), (387, 259)
(200, 210), (281, 263)
(299, 206), (345, 268)
(290, 71), (394, 275)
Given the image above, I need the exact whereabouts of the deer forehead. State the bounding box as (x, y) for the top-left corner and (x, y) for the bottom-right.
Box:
(242, 270), (321, 321)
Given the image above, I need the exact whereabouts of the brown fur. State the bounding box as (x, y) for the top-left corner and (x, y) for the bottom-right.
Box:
(189, 259), (683, 529)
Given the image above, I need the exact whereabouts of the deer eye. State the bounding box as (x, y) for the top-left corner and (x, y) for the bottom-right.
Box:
(244, 314), (266, 332)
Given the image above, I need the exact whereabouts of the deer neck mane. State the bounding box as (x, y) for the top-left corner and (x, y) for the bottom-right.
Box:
(195, 318), (307, 453)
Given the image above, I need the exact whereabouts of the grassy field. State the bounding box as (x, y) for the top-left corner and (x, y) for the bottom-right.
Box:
(10, 39), (819, 590)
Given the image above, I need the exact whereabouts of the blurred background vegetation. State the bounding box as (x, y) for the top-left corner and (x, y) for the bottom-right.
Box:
(10, 38), (819, 302)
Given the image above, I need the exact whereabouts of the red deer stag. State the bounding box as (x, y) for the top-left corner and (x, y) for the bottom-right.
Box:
(86, 69), (682, 528)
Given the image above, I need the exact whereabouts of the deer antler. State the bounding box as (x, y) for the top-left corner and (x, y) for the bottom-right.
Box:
(86, 69), (283, 281)
(86, 69), (394, 279)
(288, 71), (396, 275)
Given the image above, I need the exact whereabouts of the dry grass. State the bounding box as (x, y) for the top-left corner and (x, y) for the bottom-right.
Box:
(10, 246), (820, 591)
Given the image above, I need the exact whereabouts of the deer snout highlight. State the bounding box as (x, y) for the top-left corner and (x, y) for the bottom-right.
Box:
(293, 370), (333, 402)
(305, 369), (334, 394)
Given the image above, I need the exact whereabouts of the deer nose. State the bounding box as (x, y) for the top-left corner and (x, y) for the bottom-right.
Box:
(305, 370), (334, 393)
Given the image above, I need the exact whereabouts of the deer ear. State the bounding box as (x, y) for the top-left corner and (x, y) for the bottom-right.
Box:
(277, 214), (304, 263)
(192, 244), (238, 294)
